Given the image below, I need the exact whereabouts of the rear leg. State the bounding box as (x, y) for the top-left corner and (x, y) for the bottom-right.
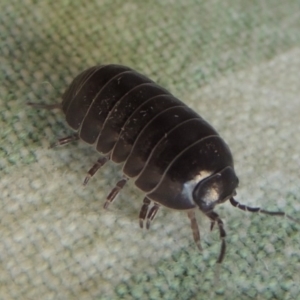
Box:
(49, 134), (79, 148)
(104, 176), (129, 209)
(138, 198), (160, 229)
(139, 197), (151, 228)
(83, 156), (110, 185)
(145, 203), (160, 229)
(27, 102), (78, 148)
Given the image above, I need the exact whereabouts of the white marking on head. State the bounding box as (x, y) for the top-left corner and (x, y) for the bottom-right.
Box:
(182, 170), (213, 204)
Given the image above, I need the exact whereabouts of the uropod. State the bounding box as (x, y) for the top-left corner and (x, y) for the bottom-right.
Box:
(29, 64), (299, 263)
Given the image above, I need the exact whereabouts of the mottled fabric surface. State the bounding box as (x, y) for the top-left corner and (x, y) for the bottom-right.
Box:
(1, 1), (300, 299)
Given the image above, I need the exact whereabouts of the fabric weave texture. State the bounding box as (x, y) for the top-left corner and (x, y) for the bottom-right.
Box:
(1, 1), (300, 299)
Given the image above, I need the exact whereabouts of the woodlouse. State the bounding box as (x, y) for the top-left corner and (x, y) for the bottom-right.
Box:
(29, 64), (299, 263)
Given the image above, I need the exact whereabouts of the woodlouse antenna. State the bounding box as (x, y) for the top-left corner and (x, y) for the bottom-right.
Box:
(230, 197), (300, 224)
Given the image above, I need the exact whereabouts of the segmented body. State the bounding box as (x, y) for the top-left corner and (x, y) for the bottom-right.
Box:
(62, 64), (234, 210)
(29, 64), (297, 264)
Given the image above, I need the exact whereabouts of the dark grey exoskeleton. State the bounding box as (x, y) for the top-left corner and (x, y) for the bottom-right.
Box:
(29, 64), (298, 264)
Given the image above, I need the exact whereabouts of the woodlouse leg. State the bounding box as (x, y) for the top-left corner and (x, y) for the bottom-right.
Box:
(104, 177), (128, 209)
(187, 210), (202, 251)
(28, 102), (78, 148)
(83, 156), (109, 186)
(27, 102), (62, 110)
(49, 134), (79, 148)
(139, 197), (151, 228)
(146, 203), (160, 229)
(206, 211), (226, 264)
(230, 197), (300, 224)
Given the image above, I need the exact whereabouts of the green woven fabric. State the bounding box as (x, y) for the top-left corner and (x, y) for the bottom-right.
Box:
(1, 1), (300, 299)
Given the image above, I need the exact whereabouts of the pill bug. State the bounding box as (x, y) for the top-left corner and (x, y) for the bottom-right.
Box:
(28, 64), (299, 264)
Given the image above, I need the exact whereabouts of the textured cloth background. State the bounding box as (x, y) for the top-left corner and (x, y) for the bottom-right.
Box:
(1, 1), (300, 299)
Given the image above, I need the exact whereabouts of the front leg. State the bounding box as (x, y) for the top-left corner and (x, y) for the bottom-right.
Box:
(187, 210), (202, 251)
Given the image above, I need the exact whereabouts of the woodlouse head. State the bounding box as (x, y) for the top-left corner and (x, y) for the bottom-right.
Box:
(192, 166), (239, 213)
